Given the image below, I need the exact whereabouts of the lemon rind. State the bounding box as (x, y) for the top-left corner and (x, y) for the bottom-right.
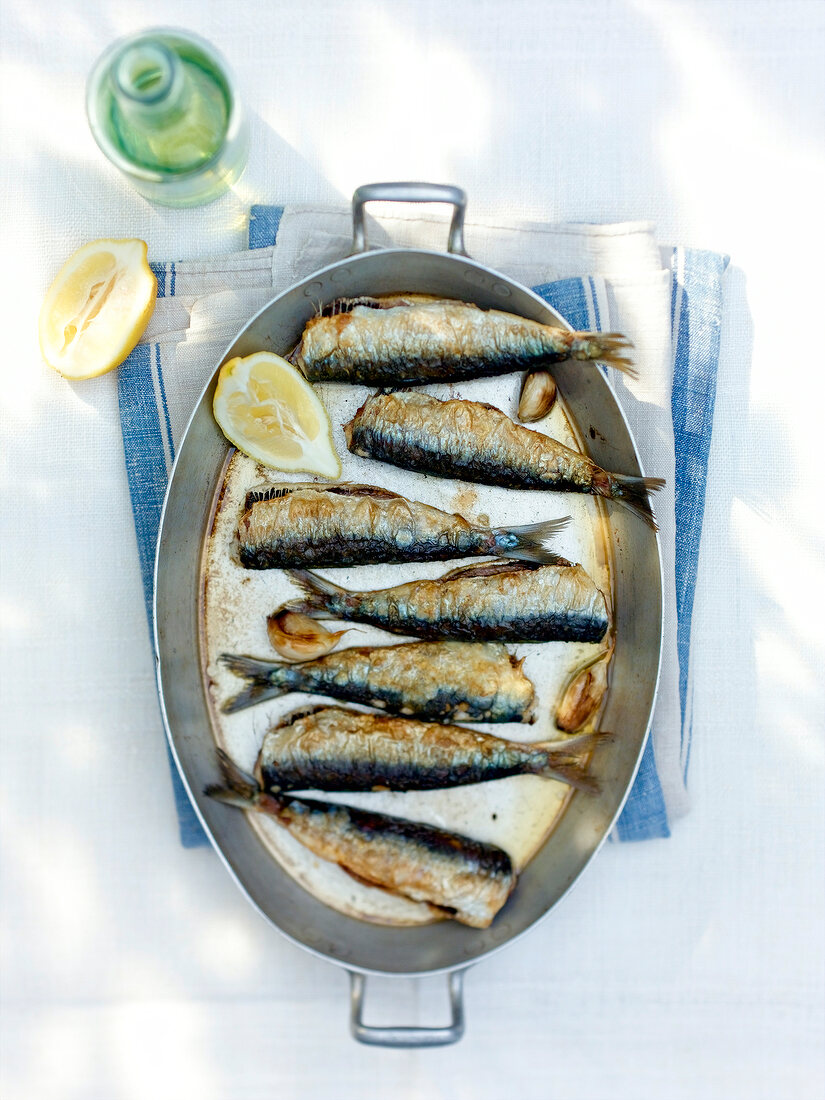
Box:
(38, 238), (157, 381)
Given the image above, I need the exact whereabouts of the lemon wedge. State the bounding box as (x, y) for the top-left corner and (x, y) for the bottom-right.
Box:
(39, 238), (157, 380)
(213, 351), (341, 479)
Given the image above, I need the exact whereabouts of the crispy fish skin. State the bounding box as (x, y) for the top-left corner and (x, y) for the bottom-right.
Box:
(238, 482), (567, 569)
(345, 390), (664, 529)
(206, 752), (516, 927)
(291, 296), (633, 385)
(283, 561), (609, 644)
(256, 706), (603, 793)
(220, 640), (535, 723)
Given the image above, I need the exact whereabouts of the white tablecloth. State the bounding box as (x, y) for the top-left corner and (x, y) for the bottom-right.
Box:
(2, 2), (823, 1097)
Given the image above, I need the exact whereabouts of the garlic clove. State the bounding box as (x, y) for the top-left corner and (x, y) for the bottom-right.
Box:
(518, 370), (557, 422)
(266, 610), (349, 661)
(556, 654), (610, 732)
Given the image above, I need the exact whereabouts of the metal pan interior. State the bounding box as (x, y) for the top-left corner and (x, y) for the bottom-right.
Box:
(154, 248), (663, 976)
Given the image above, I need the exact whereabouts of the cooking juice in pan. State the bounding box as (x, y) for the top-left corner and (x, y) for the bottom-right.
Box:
(201, 371), (613, 926)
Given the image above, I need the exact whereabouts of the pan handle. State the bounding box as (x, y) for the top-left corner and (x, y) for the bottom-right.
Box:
(351, 182), (469, 256)
(348, 969), (466, 1048)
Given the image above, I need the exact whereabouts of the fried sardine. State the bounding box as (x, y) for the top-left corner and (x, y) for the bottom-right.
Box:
(238, 482), (567, 569)
(282, 560), (609, 644)
(255, 705), (605, 794)
(291, 295), (634, 385)
(206, 752), (516, 927)
(346, 390), (664, 528)
(220, 640), (535, 722)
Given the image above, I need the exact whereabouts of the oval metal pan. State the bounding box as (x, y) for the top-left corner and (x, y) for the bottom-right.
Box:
(154, 246), (663, 977)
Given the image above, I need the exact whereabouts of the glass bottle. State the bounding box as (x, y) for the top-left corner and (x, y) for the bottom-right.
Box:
(86, 28), (249, 207)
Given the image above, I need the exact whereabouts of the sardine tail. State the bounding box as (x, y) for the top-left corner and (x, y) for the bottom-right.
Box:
(603, 474), (665, 530)
(283, 569), (344, 615)
(541, 757), (599, 793)
(204, 749), (261, 808)
(219, 654), (288, 713)
(540, 732), (613, 792)
(493, 516), (571, 564)
(572, 332), (638, 379)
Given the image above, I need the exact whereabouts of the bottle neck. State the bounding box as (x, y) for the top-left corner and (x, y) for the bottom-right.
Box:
(112, 41), (189, 127)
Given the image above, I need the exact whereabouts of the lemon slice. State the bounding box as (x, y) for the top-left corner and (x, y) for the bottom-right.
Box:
(39, 238), (156, 380)
(213, 351), (341, 479)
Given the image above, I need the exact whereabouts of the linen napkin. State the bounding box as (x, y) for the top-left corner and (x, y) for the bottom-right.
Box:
(118, 204), (727, 846)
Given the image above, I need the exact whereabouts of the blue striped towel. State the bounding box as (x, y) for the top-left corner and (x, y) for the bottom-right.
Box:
(118, 206), (727, 846)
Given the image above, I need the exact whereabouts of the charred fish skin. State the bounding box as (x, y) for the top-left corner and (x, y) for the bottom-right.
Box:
(206, 751), (516, 927)
(220, 640), (536, 723)
(237, 483), (567, 569)
(284, 562), (609, 644)
(292, 296), (634, 386)
(345, 390), (664, 529)
(256, 706), (604, 794)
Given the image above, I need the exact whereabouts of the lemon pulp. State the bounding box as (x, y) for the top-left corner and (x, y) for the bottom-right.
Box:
(213, 352), (341, 479)
(39, 238), (156, 380)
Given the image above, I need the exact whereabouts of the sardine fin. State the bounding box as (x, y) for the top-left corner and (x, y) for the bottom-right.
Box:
(604, 474), (666, 530)
(320, 293), (445, 316)
(244, 484), (296, 508)
(439, 560), (538, 581)
(219, 654), (291, 713)
(284, 569), (345, 615)
(492, 516), (571, 564)
(246, 482), (403, 507)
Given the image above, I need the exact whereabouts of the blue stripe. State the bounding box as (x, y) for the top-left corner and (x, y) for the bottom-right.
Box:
(248, 204), (285, 249)
(117, 346), (206, 847)
(170, 261), (177, 297)
(669, 248), (728, 776)
(589, 276), (601, 330)
(117, 346), (170, 613)
(614, 737), (671, 841)
(149, 262), (166, 298)
(532, 278), (591, 331)
(154, 343), (175, 466)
